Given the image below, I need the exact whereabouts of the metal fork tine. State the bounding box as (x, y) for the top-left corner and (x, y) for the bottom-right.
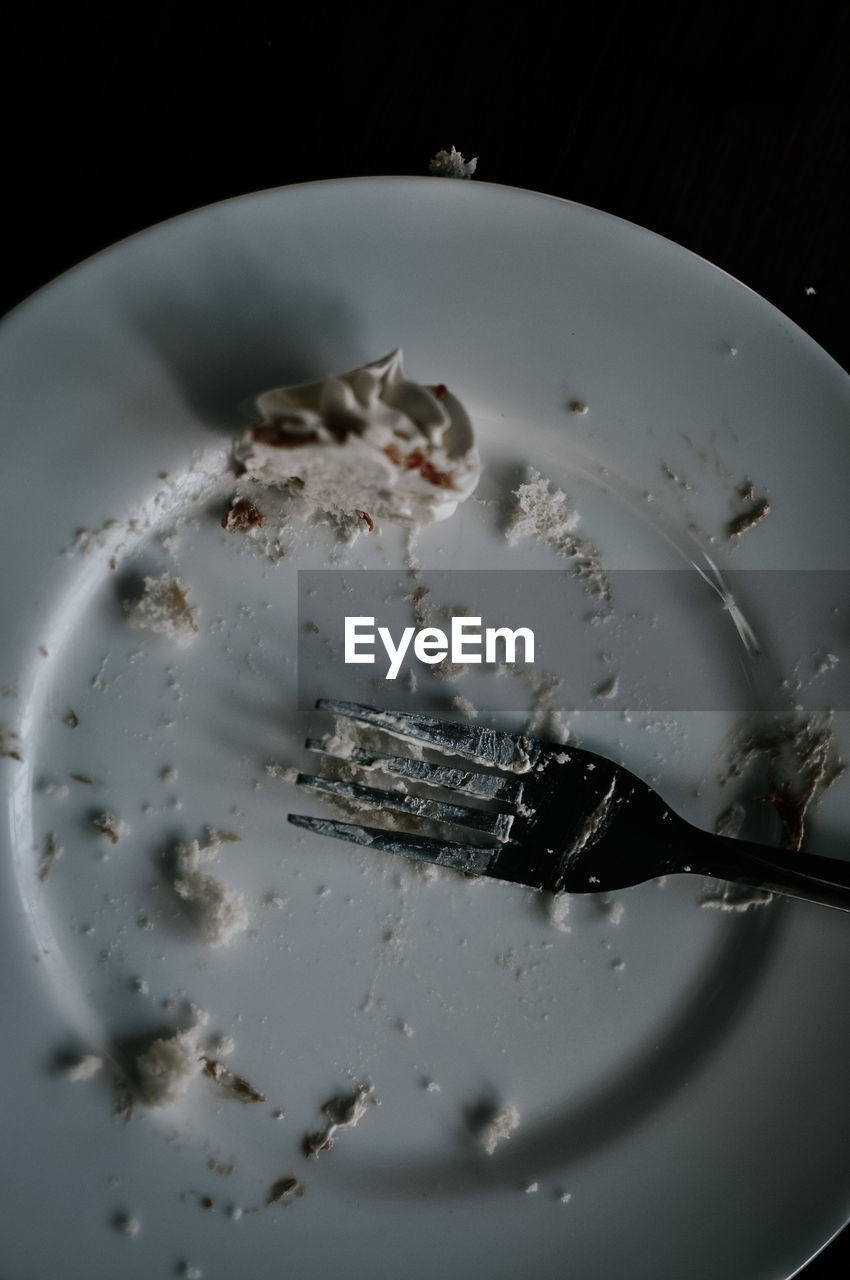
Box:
(316, 699), (540, 772)
(305, 739), (525, 803)
(296, 773), (514, 839)
(288, 813), (498, 876)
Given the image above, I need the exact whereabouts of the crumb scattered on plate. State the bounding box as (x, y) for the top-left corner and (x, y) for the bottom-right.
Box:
(68, 1054), (103, 1082)
(477, 1102), (520, 1154)
(93, 812), (131, 844)
(125, 574), (199, 645)
(303, 1083), (376, 1156)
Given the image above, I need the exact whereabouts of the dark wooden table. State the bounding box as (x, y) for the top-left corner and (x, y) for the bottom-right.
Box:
(5, 4), (849, 1276)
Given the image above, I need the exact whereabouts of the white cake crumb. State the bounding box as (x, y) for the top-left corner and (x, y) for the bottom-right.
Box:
(40, 781), (70, 799)
(505, 468), (611, 600)
(161, 766), (179, 784)
(135, 1011), (208, 1108)
(424, 1079), (441, 1093)
(428, 145), (478, 178)
(595, 674), (619, 700)
(479, 1102), (520, 1154)
(68, 1054), (103, 1082)
(607, 900), (625, 925)
(125, 574), (199, 645)
(173, 831), (249, 947)
(266, 763), (300, 783)
(93, 812), (131, 844)
(548, 890), (571, 931)
(178, 1264), (203, 1280)
(559, 1191), (573, 1204)
(116, 1214), (141, 1237)
(451, 694), (478, 718)
(699, 881), (775, 912)
(525, 1181), (539, 1194)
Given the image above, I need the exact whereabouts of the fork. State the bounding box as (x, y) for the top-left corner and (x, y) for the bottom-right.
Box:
(287, 699), (850, 913)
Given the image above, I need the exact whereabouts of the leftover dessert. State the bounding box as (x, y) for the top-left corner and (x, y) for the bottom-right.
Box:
(232, 350), (480, 529)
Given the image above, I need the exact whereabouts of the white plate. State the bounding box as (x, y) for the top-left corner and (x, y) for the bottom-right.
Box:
(1, 178), (849, 1280)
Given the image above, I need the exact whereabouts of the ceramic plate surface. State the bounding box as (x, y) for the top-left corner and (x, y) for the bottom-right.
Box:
(1, 178), (849, 1280)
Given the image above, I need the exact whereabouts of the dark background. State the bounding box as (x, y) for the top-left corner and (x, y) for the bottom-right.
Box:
(4, 2), (849, 1276)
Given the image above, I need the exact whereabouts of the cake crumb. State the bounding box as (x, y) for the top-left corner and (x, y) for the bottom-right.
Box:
(594, 675), (619, 700)
(451, 694), (478, 718)
(0, 724), (22, 761)
(265, 1176), (305, 1207)
(303, 1083), (376, 1156)
(38, 832), (64, 882)
(728, 496), (771, 539)
(477, 1102), (520, 1154)
(68, 1054), (103, 1082)
(548, 891), (571, 931)
(40, 781), (70, 799)
(125, 574), (199, 645)
(506, 468), (610, 601)
(428, 146), (478, 179)
(607, 899), (625, 925)
(173, 831), (249, 947)
(113, 1213), (141, 1237)
(93, 812), (131, 844)
(134, 1011), (209, 1108)
(222, 498), (263, 532)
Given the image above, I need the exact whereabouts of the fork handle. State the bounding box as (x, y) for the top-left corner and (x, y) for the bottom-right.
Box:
(689, 831), (850, 912)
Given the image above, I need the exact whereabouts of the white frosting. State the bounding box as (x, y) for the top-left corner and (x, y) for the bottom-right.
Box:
(234, 349), (480, 525)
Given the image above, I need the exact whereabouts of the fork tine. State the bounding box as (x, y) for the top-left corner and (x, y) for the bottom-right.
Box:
(316, 699), (540, 772)
(296, 773), (514, 839)
(305, 739), (525, 803)
(288, 813), (498, 876)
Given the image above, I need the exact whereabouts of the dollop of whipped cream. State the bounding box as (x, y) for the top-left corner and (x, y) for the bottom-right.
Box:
(233, 349), (480, 525)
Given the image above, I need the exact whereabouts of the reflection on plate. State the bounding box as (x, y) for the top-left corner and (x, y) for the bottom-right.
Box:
(1, 179), (849, 1280)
